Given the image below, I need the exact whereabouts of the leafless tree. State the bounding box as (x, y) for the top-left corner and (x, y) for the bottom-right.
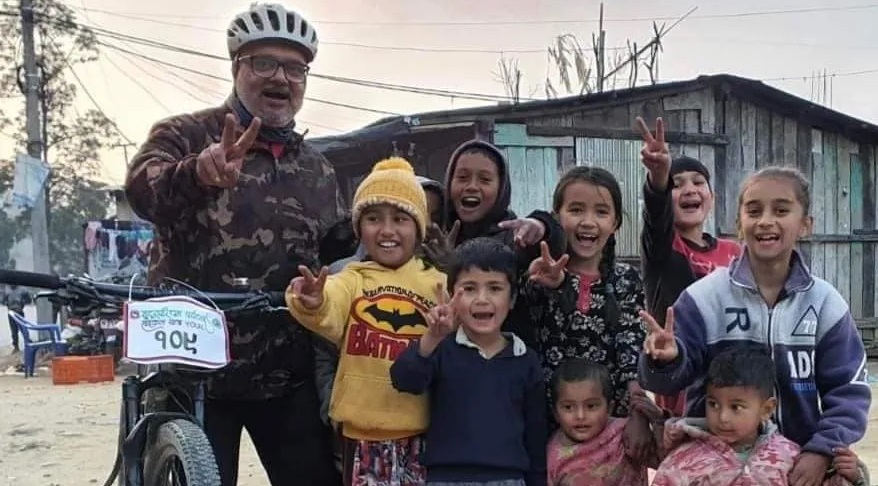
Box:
(493, 55), (523, 104)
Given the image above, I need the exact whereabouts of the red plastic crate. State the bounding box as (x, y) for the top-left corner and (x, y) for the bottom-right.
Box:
(52, 355), (115, 385)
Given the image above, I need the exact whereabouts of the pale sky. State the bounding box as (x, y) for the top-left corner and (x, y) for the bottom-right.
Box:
(2, 0), (877, 186)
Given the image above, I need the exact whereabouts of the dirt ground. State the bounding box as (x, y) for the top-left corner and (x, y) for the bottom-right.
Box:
(2, 361), (878, 486)
(0, 367), (269, 486)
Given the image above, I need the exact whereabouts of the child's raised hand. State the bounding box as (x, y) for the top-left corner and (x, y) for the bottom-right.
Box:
(641, 308), (679, 363)
(636, 117), (671, 187)
(425, 283), (459, 339)
(528, 241), (569, 290)
(498, 217), (546, 248)
(424, 220), (461, 269)
(832, 447), (863, 484)
(287, 265), (329, 310)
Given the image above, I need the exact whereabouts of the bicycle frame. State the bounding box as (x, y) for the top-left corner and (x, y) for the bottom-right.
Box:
(119, 370), (207, 486)
(0, 269), (287, 486)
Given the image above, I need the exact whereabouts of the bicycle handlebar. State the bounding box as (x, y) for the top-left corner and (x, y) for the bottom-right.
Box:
(0, 268), (287, 310)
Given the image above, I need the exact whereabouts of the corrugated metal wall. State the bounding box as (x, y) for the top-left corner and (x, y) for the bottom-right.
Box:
(575, 138), (645, 258)
(496, 123), (718, 259)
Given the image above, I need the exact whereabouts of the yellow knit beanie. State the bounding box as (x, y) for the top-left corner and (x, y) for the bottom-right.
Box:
(352, 157), (428, 240)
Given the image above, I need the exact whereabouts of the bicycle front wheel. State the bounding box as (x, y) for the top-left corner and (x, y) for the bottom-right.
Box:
(143, 419), (220, 486)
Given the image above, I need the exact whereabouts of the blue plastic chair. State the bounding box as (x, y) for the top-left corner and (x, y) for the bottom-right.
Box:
(8, 311), (67, 378)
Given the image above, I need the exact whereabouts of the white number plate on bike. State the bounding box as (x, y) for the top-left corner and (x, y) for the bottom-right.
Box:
(122, 296), (230, 369)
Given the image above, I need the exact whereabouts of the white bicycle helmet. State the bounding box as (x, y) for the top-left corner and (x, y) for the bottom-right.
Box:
(227, 3), (319, 62)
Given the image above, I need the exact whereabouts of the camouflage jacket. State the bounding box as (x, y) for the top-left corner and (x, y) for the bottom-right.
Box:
(125, 102), (344, 400)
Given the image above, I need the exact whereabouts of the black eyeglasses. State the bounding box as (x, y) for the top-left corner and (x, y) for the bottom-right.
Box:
(237, 55), (310, 82)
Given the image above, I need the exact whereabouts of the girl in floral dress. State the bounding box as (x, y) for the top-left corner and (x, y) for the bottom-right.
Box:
(524, 166), (654, 459)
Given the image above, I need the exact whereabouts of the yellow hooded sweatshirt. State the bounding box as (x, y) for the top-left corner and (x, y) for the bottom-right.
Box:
(287, 257), (445, 441)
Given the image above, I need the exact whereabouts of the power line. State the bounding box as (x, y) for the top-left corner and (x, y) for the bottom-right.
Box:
(761, 67), (878, 82)
(79, 22), (523, 101)
(100, 48), (174, 112)
(42, 31), (134, 144)
(107, 46), (219, 104)
(102, 39), (878, 97)
(95, 41), (402, 116)
(70, 3), (878, 25)
(28, 13), (429, 111)
(112, 37), (228, 101)
(51, 9), (878, 103)
(70, 4), (874, 54)
(64, 7), (619, 55)
(52, 16), (527, 102)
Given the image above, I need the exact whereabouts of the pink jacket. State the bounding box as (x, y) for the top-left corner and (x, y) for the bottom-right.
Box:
(652, 418), (852, 486)
(547, 418), (650, 486)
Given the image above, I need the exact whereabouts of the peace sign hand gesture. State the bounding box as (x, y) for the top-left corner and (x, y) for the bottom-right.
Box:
(196, 113), (262, 188)
(640, 308), (679, 363)
(287, 265), (329, 310)
(528, 241), (570, 290)
(418, 283), (461, 357)
(635, 116), (671, 191)
(424, 220), (461, 270)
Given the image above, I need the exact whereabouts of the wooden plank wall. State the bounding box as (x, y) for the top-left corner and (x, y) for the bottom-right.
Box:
(720, 95), (878, 320)
(525, 88), (720, 236)
(518, 89), (878, 319)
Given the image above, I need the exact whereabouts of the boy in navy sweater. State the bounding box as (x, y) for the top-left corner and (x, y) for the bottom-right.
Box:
(391, 237), (547, 486)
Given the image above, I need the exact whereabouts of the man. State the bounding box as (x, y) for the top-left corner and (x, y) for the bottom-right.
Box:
(124, 3), (341, 485)
(3, 284), (32, 352)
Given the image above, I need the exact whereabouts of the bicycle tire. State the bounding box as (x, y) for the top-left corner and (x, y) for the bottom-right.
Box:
(143, 419), (220, 486)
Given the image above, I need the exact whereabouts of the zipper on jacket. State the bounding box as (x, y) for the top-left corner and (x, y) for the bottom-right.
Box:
(767, 306), (782, 434)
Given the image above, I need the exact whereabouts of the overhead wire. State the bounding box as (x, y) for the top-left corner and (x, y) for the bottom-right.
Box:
(42, 30), (134, 144)
(28, 12), (534, 102)
(64, 7), (621, 55)
(100, 49), (174, 112)
(69, 3), (878, 25)
(94, 41), (401, 116)
(63, 33), (878, 118)
(107, 49), (218, 105)
(0, 10), (407, 115)
(3, 6), (877, 129)
(28, 4), (878, 58)
(79, 10), (878, 99)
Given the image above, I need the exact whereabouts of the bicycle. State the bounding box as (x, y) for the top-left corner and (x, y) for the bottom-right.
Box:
(0, 269), (287, 486)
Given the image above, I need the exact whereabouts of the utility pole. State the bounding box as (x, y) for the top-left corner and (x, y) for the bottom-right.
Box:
(112, 142), (137, 164)
(595, 3), (605, 93)
(21, 0), (53, 324)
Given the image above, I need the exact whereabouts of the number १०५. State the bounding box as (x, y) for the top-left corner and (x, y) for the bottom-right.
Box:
(154, 329), (198, 355)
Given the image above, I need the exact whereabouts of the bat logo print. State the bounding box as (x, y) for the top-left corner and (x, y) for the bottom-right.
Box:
(363, 303), (428, 332)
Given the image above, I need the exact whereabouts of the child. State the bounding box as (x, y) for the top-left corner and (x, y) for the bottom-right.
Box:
(331, 175), (447, 274)
(287, 157), (446, 486)
(441, 139), (567, 345)
(523, 166), (654, 460)
(651, 344), (801, 485)
(638, 166), (871, 486)
(526, 166), (646, 417)
(547, 358), (662, 486)
(418, 175), (446, 230)
(636, 117), (741, 417)
(390, 237), (547, 486)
